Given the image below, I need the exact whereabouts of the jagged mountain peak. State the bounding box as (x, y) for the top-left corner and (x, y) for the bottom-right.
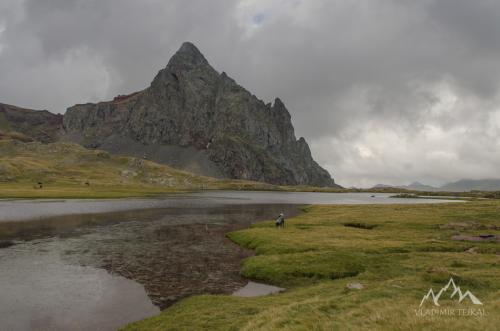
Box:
(179, 41), (200, 52)
(167, 41), (209, 70)
(63, 43), (338, 187)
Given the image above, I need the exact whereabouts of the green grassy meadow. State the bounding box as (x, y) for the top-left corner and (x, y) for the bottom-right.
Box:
(125, 201), (500, 330)
(0, 140), (277, 198)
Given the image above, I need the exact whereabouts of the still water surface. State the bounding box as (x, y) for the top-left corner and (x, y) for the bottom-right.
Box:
(0, 191), (457, 222)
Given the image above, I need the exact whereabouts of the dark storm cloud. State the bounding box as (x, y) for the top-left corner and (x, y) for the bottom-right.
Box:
(1, 0), (500, 187)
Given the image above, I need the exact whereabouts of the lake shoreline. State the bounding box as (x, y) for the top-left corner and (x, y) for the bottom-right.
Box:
(124, 200), (500, 330)
(0, 192), (468, 330)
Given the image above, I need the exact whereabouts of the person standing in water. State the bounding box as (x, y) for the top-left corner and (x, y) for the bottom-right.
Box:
(275, 212), (285, 228)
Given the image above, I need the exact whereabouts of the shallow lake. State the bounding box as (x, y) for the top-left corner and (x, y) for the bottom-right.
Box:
(0, 191), (458, 222)
(0, 191), (459, 330)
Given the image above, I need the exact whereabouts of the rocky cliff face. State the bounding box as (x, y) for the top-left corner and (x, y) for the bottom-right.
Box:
(0, 103), (63, 143)
(63, 42), (337, 187)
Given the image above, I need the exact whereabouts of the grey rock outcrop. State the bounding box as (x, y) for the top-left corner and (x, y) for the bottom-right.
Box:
(63, 42), (338, 187)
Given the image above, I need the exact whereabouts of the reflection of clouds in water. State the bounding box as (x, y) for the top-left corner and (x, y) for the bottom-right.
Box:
(0, 240), (158, 331)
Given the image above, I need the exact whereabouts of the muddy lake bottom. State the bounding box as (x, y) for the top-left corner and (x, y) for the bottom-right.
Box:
(0, 192), (459, 330)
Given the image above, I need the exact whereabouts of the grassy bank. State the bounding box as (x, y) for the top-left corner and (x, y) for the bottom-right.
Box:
(0, 183), (177, 199)
(0, 140), (277, 198)
(125, 201), (500, 330)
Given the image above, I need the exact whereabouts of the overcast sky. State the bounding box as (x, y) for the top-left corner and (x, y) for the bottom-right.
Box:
(1, 0), (500, 187)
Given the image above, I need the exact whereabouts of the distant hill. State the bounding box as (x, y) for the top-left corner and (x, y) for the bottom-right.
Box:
(405, 182), (439, 191)
(374, 179), (500, 192)
(440, 179), (500, 192)
(373, 182), (438, 192)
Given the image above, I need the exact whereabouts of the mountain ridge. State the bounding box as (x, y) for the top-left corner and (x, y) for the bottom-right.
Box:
(61, 42), (338, 187)
(374, 178), (500, 192)
(0, 103), (62, 143)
